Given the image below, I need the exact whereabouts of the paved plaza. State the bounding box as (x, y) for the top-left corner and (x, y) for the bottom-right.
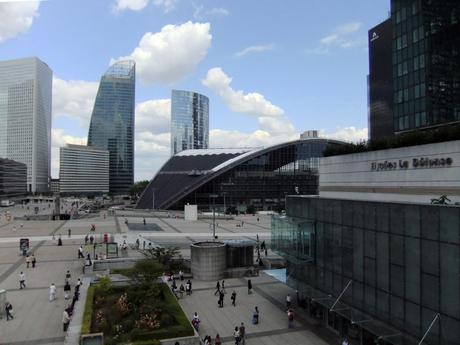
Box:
(0, 208), (337, 345)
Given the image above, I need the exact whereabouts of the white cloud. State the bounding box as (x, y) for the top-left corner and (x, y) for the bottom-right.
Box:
(193, 4), (229, 20)
(320, 126), (368, 143)
(202, 67), (284, 118)
(235, 44), (274, 58)
(51, 129), (87, 178)
(135, 99), (171, 134)
(52, 77), (99, 128)
(307, 21), (364, 55)
(0, 0), (40, 43)
(153, 0), (177, 13)
(112, 21), (212, 84)
(113, 0), (176, 13)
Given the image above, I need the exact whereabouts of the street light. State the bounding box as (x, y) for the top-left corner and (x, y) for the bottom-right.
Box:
(209, 194), (218, 240)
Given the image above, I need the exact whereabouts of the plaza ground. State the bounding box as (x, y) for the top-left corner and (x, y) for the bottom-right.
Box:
(0, 208), (339, 345)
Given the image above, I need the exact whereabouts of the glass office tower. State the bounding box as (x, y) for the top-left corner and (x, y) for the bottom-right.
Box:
(87, 61), (135, 194)
(0, 57), (52, 193)
(171, 90), (209, 155)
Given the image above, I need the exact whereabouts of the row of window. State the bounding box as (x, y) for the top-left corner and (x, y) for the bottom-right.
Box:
(395, 55), (425, 77)
(395, 83), (426, 104)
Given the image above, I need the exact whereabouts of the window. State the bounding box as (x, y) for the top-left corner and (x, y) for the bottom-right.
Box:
(412, 29), (419, 43)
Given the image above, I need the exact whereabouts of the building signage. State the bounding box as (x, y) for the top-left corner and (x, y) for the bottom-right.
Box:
(370, 32), (379, 42)
(371, 157), (453, 171)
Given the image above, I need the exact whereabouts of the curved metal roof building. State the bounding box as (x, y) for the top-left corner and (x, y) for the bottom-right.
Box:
(136, 138), (345, 211)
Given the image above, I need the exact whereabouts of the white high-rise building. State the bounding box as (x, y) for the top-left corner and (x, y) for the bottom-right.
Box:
(0, 57), (52, 193)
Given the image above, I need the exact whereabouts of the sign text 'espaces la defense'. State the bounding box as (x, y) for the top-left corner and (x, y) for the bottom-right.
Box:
(371, 157), (453, 171)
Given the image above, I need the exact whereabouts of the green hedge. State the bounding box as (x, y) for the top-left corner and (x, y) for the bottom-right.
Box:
(81, 285), (95, 334)
(130, 285), (194, 341)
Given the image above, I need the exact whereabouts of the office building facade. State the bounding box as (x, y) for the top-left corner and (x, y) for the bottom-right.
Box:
(0, 158), (27, 199)
(368, 19), (394, 141)
(368, 1), (460, 140)
(87, 61), (135, 194)
(0, 57), (52, 192)
(171, 90), (209, 155)
(59, 145), (109, 196)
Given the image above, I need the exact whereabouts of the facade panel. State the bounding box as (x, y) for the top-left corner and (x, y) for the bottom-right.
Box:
(0, 158), (27, 198)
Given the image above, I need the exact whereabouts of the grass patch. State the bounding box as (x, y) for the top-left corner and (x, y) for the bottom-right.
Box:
(81, 285), (95, 334)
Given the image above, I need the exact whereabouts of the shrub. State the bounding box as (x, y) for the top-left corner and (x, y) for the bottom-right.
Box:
(81, 286), (95, 334)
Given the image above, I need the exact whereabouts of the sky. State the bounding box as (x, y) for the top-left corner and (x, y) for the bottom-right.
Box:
(0, 0), (390, 181)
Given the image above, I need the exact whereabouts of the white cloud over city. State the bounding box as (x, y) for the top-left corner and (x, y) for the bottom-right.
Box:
(193, 5), (229, 20)
(113, 0), (177, 13)
(0, 0), (40, 43)
(113, 21), (212, 84)
(234, 44), (275, 58)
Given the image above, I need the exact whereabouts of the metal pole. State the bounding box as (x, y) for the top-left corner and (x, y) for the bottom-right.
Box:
(418, 313), (440, 345)
(212, 197), (216, 240)
(330, 279), (352, 311)
(223, 193), (226, 215)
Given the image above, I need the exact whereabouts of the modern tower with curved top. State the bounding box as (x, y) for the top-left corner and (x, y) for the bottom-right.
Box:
(87, 60), (135, 194)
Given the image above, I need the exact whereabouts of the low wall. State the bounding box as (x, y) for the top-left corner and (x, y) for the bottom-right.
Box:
(160, 335), (201, 345)
(92, 257), (139, 271)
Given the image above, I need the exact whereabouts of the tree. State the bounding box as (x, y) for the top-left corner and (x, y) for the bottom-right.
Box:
(125, 259), (164, 288)
(130, 180), (149, 197)
(142, 246), (184, 273)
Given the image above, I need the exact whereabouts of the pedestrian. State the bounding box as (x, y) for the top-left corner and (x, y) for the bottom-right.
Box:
(257, 217), (260, 222)
(143, 218), (146, 225)
(179, 270), (184, 280)
(179, 284), (185, 298)
(233, 326), (240, 345)
(214, 280), (221, 295)
(143, 241), (146, 250)
(188, 279), (193, 294)
(203, 335), (211, 345)
(31, 254), (36, 268)
(239, 322), (246, 345)
(342, 338), (349, 345)
(89, 235), (94, 244)
(265, 247), (268, 256)
(84, 234), (89, 244)
(247, 279), (252, 294)
(64, 281), (71, 299)
(261, 241), (265, 251)
(19, 271), (26, 289)
(26, 255), (31, 268)
(252, 306), (259, 324)
(286, 293), (292, 309)
(192, 312), (200, 332)
(215, 334), (222, 345)
(136, 238), (140, 249)
(5, 301), (14, 320)
(65, 270), (71, 283)
(78, 245), (84, 258)
(49, 283), (57, 301)
(86, 253), (92, 266)
(67, 228), (71, 237)
(287, 309), (294, 328)
(218, 290), (224, 308)
(186, 280), (191, 295)
(231, 290), (237, 306)
(63, 309), (71, 332)
(221, 280), (226, 293)
(58, 235), (63, 246)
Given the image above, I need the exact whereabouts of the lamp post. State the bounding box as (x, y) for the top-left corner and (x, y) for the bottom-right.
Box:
(209, 194), (218, 240)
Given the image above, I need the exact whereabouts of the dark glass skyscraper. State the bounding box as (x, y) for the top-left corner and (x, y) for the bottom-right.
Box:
(368, 0), (460, 140)
(171, 90), (209, 155)
(87, 61), (135, 194)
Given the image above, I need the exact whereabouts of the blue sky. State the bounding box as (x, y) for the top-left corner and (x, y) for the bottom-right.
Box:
(0, 0), (390, 180)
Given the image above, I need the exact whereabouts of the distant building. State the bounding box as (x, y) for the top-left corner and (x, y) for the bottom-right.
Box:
(300, 130), (319, 139)
(59, 145), (109, 196)
(0, 57), (52, 192)
(50, 178), (60, 194)
(137, 138), (345, 211)
(368, 1), (460, 140)
(171, 90), (209, 155)
(0, 158), (27, 199)
(368, 19), (393, 141)
(87, 61), (135, 195)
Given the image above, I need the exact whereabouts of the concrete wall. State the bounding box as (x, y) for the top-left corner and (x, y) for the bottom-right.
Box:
(320, 140), (460, 204)
(160, 335), (201, 345)
(191, 242), (226, 281)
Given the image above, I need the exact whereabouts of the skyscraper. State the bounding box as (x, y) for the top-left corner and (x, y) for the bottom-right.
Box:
(171, 90), (209, 155)
(368, 0), (460, 140)
(0, 57), (52, 193)
(87, 61), (135, 194)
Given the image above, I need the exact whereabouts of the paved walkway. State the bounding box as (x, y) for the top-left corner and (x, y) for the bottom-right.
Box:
(177, 274), (337, 345)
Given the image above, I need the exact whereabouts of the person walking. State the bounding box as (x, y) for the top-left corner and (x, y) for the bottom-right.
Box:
(26, 255), (31, 268)
(179, 270), (184, 281)
(63, 309), (71, 331)
(231, 290), (237, 306)
(187, 279), (193, 294)
(192, 312), (200, 332)
(65, 270), (71, 283)
(215, 333), (222, 345)
(233, 326), (240, 345)
(31, 254), (36, 268)
(287, 309), (294, 328)
(58, 235), (63, 246)
(19, 271), (26, 289)
(221, 280), (226, 293)
(239, 322), (246, 345)
(89, 235), (94, 244)
(218, 290), (225, 308)
(84, 234), (89, 245)
(214, 280), (221, 296)
(143, 218), (146, 225)
(67, 228), (71, 238)
(78, 246), (84, 259)
(49, 283), (57, 301)
(5, 301), (14, 320)
(286, 293), (292, 309)
(247, 279), (252, 294)
(252, 306), (259, 324)
(64, 281), (71, 299)
(342, 338), (350, 345)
